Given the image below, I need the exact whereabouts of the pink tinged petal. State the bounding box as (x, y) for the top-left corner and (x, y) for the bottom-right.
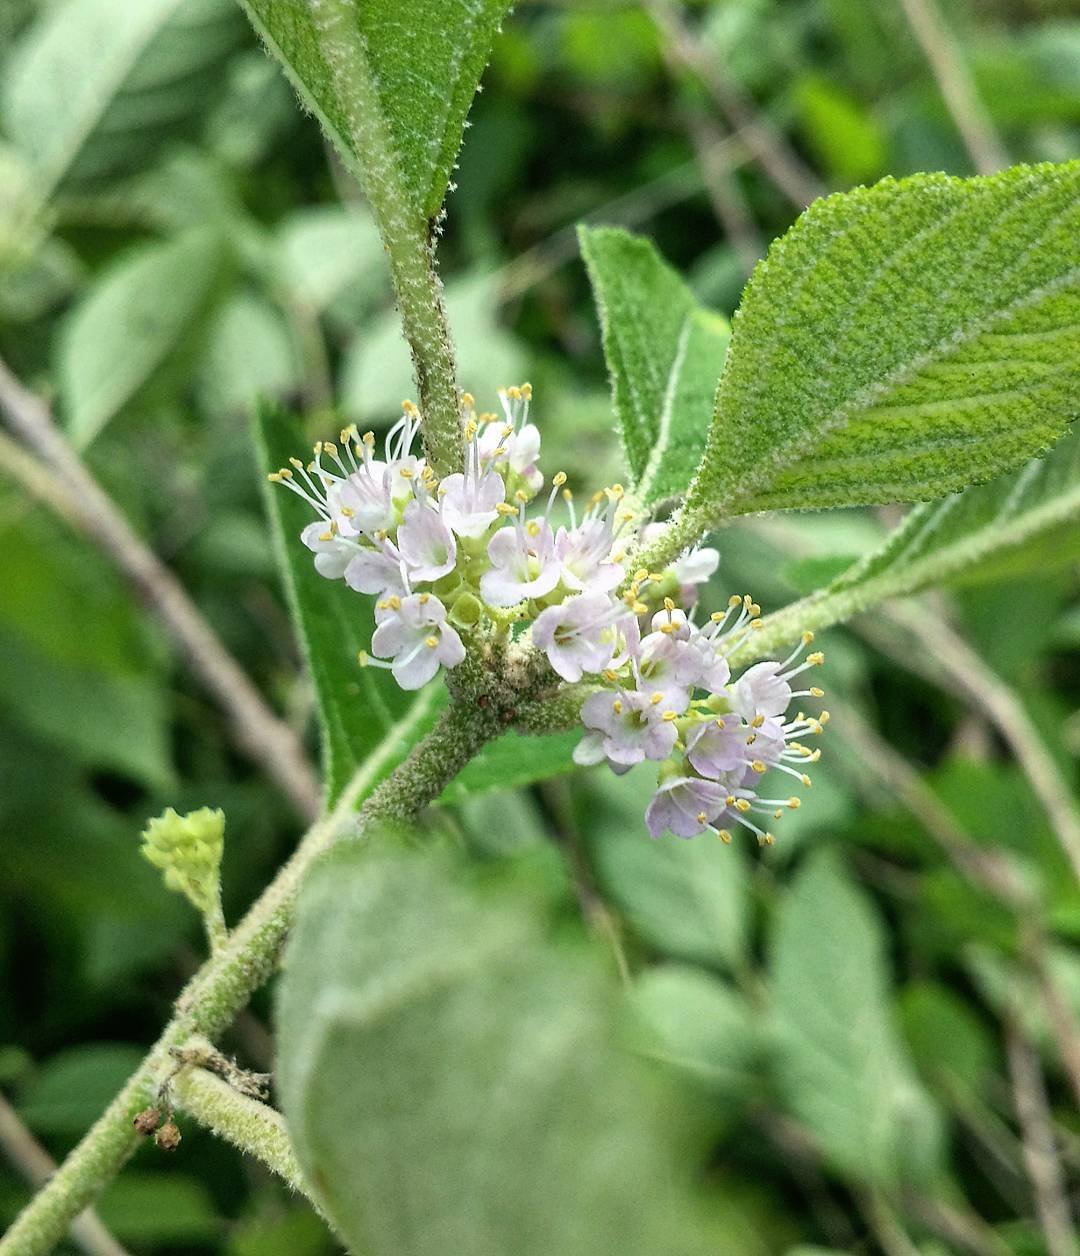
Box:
(344, 548), (403, 596)
(686, 719), (749, 779)
(392, 646), (441, 690)
(673, 547), (719, 586)
(734, 661), (791, 721)
(371, 617), (411, 658)
(398, 501), (457, 582)
(300, 522), (355, 580)
(435, 623), (466, 669)
(573, 730), (608, 766)
(580, 689), (619, 734)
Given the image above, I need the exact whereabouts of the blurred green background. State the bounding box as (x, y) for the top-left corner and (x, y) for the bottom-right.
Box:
(1, 0), (1078, 1252)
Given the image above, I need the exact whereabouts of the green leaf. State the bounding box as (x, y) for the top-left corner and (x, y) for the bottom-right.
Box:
(1, 0), (244, 196)
(277, 845), (712, 1256)
(59, 226), (229, 446)
(198, 292), (301, 417)
(18, 1045), (145, 1136)
(274, 205), (386, 315)
(632, 965), (760, 1106)
(821, 424), (1080, 603)
(96, 1173), (221, 1243)
(579, 225), (731, 506)
(585, 766), (749, 970)
(0, 520), (172, 787)
(687, 163), (1080, 520)
(440, 730), (580, 803)
(254, 404), (440, 806)
(239, 0), (512, 220)
(769, 850), (944, 1188)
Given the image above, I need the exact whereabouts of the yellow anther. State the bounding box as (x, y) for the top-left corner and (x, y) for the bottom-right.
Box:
(697, 811), (707, 824)
(424, 636), (439, 649)
(659, 622), (676, 634)
(774, 809), (783, 819)
(718, 829), (733, 844)
(650, 692), (663, 705)
(461, 392), (475, 408)
(356, 650), (369, 667)
(610, 483), (624, 498)
(632, 602), (649, 615)
(288, 456), (303, 468)
(729, 595), (742, 607)
(553, 471), (567, 487)
(340, 506), (355, 518)
(602, 669), (618, 682)
(802, 631), (814, 645)
(495, 502), (517, 516)
(809, 686), (824, 698)
(663, 597), (675, 612)
(318, 531), (333, 542)
(267, 472), (282, 482)
(279, 467), (293, 478)
(748, 603), (761, 618)
(521, 382), (532, 399)
(507, 385), (521, 400)
(751, 760), (767, 774)
(762, 833), (776, 847)
(750, 619), (765, 630)
(398, 467), (414, 479)
(661, 711), (678, 722)
(819, 710), (831, 724)
(710, 611), (724, 623)
(562, 489), (574, 502)
(725, 795), (736, 807)
(612, 700), (623, 715)
(362, 431), (375, 445)
(746, 734), (757, 745)
(807, 651), (824, 665)
(715, 718), (725, 729)
(801, 774), (812, 787)
(386, 595), (401, 610)
(788, 797), (801, 809)
(526, 521), (540, 538)
(751, 714), (765, 728)
(323, 442), (337, 457)
(313, 441), (323, 454)
(515, 489), (529, 503)
(735, 799), (751, 813)
(418, 593), (430, 604)
(634, 568), (649, 584)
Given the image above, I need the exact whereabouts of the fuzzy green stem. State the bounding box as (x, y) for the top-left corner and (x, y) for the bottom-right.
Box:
(0, 699), (491, 1256)
(170, 1066), (314, 1205)
(305, 0), (463, 477)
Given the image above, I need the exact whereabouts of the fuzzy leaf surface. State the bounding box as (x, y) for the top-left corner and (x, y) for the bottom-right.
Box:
(770, 851), (944, 1188)
(277, 845), (713, 1256)
(579, 225), (731, 506)
(240, 0), (512, 219)
(688, 163), (1080, 519)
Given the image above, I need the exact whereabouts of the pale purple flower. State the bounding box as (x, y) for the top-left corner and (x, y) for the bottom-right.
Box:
(732, 661), (792, 723)
(300, 521), (359, 580)
(645, 776), (728, 839)
(533, 593), (623, 682)
(369, 594), (464, 690)
(673, 547), (719, 604)
(575, 688), (678, 769)
(685, 716), (753, 781)
(480, 518), (560, 607)
(635, 631), (698, 714)
(343, 542), (405, 598)
(555, 519), (623, 594)
(397, 499), (457, 583)
(438, 467), (505, 538)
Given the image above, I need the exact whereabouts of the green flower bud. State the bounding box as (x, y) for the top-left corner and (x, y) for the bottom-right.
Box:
(141, 807), (225, 919)
(447, 591), (482, 628)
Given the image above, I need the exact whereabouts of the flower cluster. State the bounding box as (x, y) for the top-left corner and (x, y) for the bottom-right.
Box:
(271, 386), (826, 843)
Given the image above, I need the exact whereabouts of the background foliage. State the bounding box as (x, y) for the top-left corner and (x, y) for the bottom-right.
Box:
(1, 0), (1078, 1252)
